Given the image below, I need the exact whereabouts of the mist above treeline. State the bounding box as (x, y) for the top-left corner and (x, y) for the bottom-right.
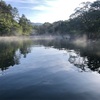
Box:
(1, 0), (100, 40)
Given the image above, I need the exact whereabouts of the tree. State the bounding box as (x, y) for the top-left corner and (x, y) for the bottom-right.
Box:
(19, 14), (33, 35)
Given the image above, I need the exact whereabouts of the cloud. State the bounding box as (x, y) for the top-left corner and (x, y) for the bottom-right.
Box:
(5, 0), (54, 12)
(5, 0), (52, 6)
(19, 5), (51, 11)
(5, 0), (96, 23)
(5, 0), (39, 4)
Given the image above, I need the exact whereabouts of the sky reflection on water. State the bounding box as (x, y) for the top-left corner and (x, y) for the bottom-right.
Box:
(0, 39), (100, 100)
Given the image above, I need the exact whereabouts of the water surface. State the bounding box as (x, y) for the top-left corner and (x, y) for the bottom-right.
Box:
(0, 39), (100, 100)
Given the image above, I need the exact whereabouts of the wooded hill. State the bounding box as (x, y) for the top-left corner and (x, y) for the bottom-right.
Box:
(1, 0), (100, 39)
(0, 0), (33, 36)
(35, 0), (100, 39)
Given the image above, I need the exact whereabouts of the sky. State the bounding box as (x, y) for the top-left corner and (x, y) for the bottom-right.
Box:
(5, 0), (95, 23)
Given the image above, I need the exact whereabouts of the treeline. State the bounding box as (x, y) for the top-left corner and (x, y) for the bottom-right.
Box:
(35, 0), (100, 39)
(0, 0), (33, 36)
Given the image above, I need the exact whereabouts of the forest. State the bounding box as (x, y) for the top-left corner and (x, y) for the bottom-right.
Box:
(1, 0), (100, 39)
(0, 0), (33, 36)
(35, 0), (100, 39)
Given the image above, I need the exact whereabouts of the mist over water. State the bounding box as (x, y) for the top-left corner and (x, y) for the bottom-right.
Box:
(0, 38), (100, 100)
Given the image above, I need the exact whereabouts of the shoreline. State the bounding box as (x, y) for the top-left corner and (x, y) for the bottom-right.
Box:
(0, 35), (100, 42)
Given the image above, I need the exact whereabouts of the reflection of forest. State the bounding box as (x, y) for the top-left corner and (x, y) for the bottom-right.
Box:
(68, 51), (88, 72)
(0, 41), (32, 71)
(1, 39), (100, 74)
(68, 51), (100, 74)
(34, 39), (100, 74)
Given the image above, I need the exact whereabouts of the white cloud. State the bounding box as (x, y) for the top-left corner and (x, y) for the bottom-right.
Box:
(5, 0), (96, 23)
(5, 0), (39, 4)
(31, 0), (95, 23)
(32, 5), (50, 11)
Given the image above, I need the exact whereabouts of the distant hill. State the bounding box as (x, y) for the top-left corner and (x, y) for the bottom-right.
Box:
(31, 23), (43, 26)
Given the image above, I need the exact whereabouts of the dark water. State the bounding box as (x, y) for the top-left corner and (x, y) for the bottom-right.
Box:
(0, 39), (100, 100)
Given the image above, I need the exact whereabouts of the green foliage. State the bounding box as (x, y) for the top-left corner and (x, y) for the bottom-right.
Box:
(19, 14), (33, 35)
(0, 0), (33, 36)
(35, 0), (100, 39)
(36, 21), (70, 35)
(69, 0), (100, 38)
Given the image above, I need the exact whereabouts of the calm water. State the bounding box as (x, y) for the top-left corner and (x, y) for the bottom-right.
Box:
(0, 39), (100, 100)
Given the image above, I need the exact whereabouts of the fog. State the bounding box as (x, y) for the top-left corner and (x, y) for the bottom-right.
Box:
(0, 36), (31, 42)
(72, 35), (88, 47)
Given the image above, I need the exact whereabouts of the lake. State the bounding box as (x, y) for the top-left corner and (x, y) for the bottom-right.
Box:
(0, 38), (100, 100)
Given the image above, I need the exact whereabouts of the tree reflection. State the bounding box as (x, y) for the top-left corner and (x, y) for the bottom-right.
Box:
(0, 41), (32, 71)
(86, 53), (100, 74)
(1, 39), (100, 74)
(34, 39), (100, 74)
(19, 42), (31, 58)
(68, 50), (100, 74)
(68, 51), (89, 72)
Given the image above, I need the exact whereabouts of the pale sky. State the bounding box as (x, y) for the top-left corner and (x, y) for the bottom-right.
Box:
(5, 0), (95, 23)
